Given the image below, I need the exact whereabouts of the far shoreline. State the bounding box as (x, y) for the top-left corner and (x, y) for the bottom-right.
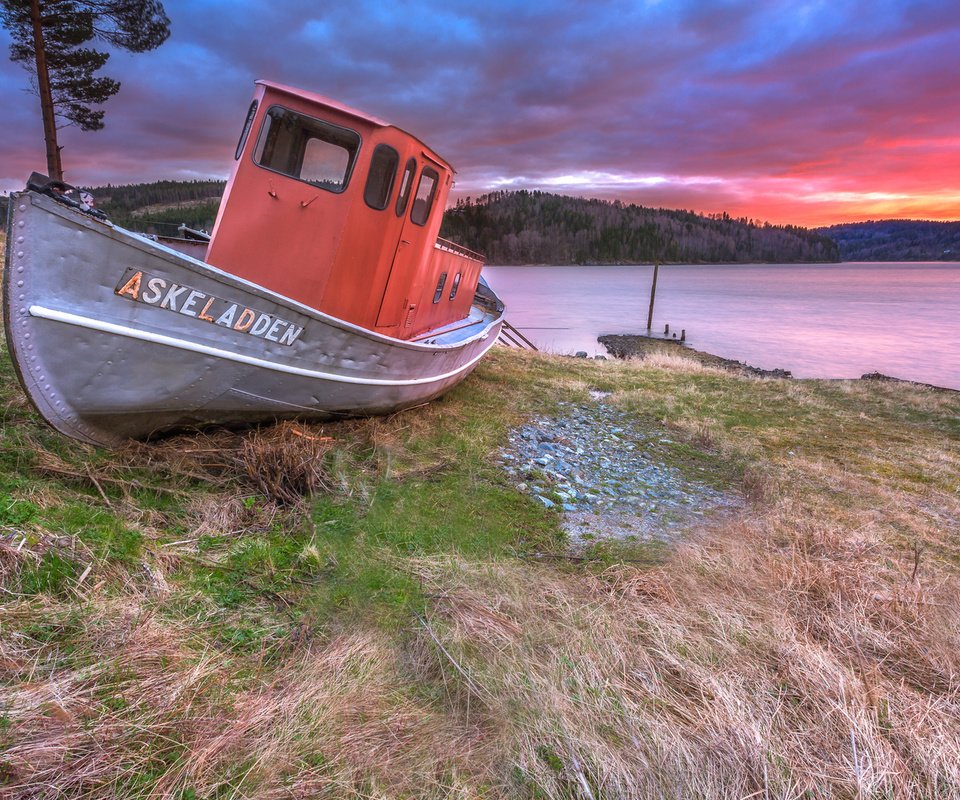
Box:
(597, 333), (959, 393)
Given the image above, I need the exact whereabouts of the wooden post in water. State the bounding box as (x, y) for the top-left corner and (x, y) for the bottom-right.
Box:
(646, 261), (660, 331)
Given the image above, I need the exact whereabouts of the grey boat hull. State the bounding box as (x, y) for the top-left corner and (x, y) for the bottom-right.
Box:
(4, 191), (504, 447)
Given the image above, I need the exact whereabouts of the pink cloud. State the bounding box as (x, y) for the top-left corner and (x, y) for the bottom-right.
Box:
(2, 0), (957, 228)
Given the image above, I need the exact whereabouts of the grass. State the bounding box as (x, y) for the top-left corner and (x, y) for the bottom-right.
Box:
(0, 290), (959, 797)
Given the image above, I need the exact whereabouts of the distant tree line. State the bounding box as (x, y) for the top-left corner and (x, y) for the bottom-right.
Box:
(86, 179), (226, 233)
(88, 179), (225, 214)
(815, 220), (960, 261)
(0, 179), (222, 234)
(440, 190), (840, 264)
(12, 181), (955, 264)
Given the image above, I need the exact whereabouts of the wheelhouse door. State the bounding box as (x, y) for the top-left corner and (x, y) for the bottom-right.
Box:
(375, 157), (442, 331)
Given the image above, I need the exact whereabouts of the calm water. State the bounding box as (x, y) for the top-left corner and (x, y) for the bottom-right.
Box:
(484, 263), (960, 389)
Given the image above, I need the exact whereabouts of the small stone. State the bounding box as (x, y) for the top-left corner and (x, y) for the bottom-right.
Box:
(562, 503), (577, 512)
(538, 496), (555, 509)
(575, 351), (588, 358)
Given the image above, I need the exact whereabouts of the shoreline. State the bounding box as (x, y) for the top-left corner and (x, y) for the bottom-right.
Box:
(598, 333), (793, 378)
(598, 333), (959, 391)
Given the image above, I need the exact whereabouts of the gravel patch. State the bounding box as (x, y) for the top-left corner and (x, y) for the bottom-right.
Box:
(498, 400), (738, 548)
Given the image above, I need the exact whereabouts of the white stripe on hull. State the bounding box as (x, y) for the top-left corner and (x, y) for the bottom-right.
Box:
(29, 305), (497, 388)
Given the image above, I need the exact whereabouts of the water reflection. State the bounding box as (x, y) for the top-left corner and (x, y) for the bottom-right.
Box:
(484, 263), (960, 389)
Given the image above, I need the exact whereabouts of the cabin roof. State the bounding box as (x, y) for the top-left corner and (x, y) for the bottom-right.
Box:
(255, 80), (455, 172)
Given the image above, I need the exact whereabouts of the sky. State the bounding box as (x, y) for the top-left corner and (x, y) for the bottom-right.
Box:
(2, 0), (959, 228)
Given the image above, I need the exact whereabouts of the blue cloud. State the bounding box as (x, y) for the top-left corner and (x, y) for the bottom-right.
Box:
(1, 0), (958, 224)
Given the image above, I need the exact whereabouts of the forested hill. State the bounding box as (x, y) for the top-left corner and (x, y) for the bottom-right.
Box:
(0, 180), (226, 236)
(89, 180), (227, 234)
(4, 182), (844, 263)
(440, 191), (840, 264)
(815, 220), (960, 261)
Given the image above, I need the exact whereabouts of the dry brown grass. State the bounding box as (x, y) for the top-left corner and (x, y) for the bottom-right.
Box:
(3, 527), (958, 798)
(0, 597), (492, 798)
(157, 632), (489, 798)
(0, 533), (36, 583)
(143, 421), (336, 506)
(1, 598), (222, 795)
(407, 506), (960, 798)
(181, 492), (282, 539)
(3, 509), (920, 798)
(634, 350), (732, 377)
(2, 342), (959, 797)
(741, 461), (780, 504)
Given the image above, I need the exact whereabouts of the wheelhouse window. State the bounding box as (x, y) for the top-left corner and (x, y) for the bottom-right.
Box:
(235, 100), (258, 160)
(254, 105), (360, 192)
(432, 272), (447, 303)
(448, 272), (462, 300)
(364, 144), (399, 210)
(411, 167), (439, 226)
(395, 158), (416, 217)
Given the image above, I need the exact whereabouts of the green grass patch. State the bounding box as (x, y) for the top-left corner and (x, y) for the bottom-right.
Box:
(581, 536), (672, 567)
(40, 502), (142, 562)
(0, 492), (38, 525)
(304, 475), (562, 622)
(181, 470), (563, 641)
(19, 550), (80, 595)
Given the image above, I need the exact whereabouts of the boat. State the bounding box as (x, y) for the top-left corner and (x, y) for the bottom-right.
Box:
(3, 80), (504, 447)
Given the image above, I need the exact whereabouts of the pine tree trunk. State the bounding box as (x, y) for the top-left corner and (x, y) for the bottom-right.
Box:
(28, 0), (63, 181)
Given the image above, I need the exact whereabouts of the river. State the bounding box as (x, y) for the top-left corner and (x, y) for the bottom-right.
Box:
(483, 263), (960, 390)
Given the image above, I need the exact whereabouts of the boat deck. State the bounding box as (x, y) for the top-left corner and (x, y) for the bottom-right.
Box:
(412, 306), (495, 346)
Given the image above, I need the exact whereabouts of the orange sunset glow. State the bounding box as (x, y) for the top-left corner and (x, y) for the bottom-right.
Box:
(2, 1), (959, 228)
